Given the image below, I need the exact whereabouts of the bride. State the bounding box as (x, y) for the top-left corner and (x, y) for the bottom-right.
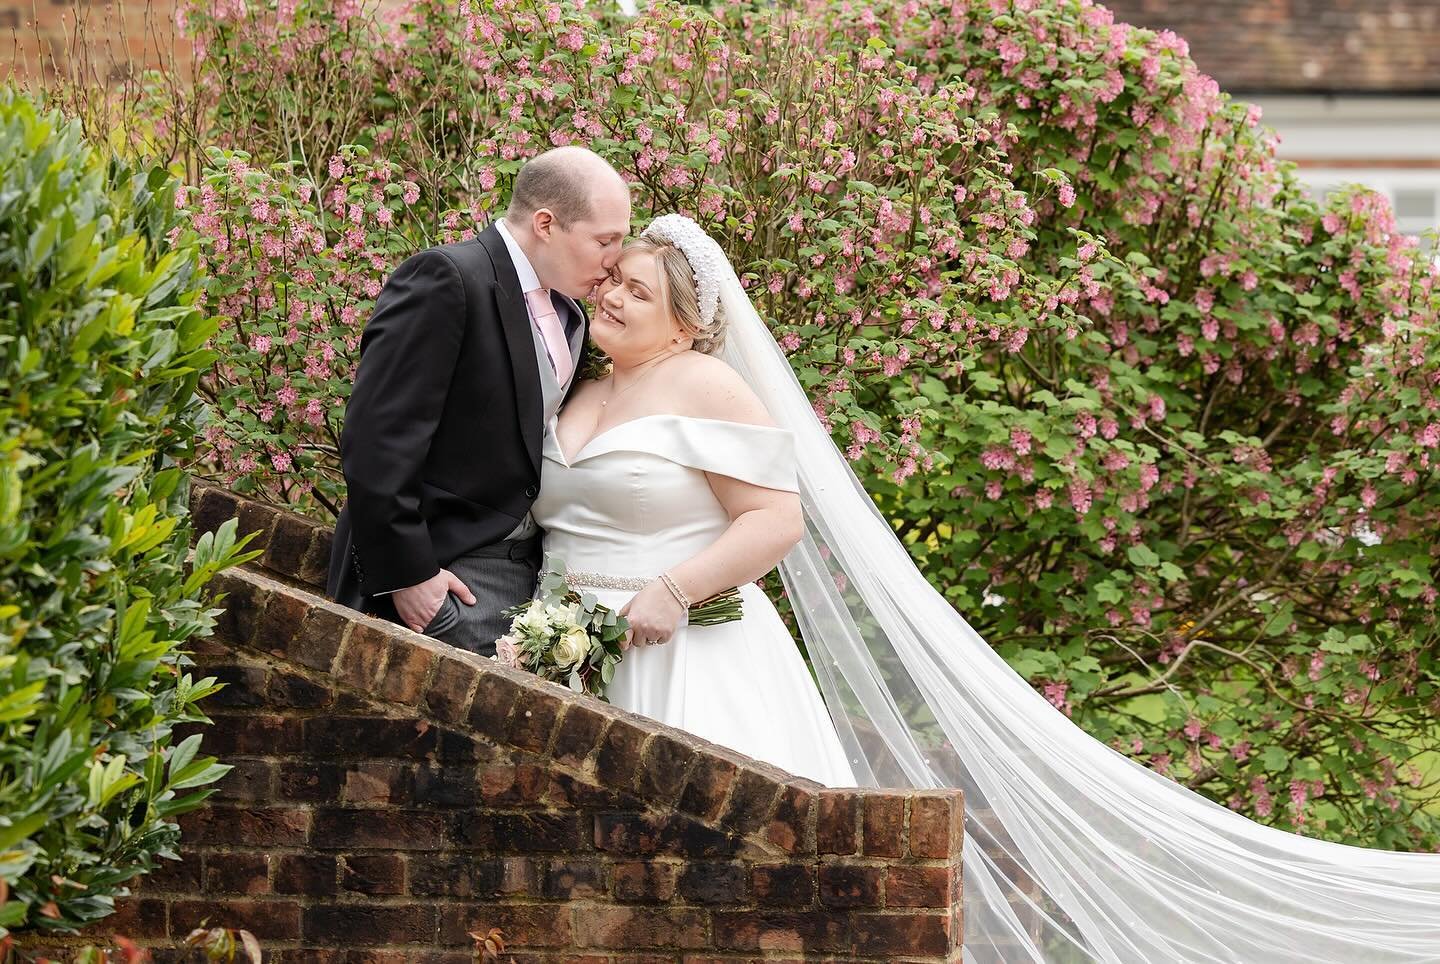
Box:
(532, 215), (1440, 962)
(530, 214), (853, 787)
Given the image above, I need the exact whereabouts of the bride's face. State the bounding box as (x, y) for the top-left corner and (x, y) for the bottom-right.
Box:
(592, 248), (687, 363)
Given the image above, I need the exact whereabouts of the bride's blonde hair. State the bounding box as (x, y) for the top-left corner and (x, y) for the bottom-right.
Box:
(624, 237), (728, 355)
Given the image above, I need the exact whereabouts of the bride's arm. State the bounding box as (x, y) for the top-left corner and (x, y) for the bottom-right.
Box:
(619, 467), (802, 648)
(667, 476), (802, 600)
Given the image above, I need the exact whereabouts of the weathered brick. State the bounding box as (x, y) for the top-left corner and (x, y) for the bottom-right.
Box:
(298, 526), (334, 587)
(277, 761), (344, 803)
(437, 903), (571, 946)
(179, 806), (310, 847)
(478, 763), (547, 806)
(94, 897), (168, 938)
(437, 726), (489, 764)
(637, 731), (697, 807)
(851, 910), (951, 957)
(818, 863), (882, 908)
(235, 500), (280, 555)
(609, 860), (677, 903)
(594, 812), (737, 859)
(144, 852), (202, 893)
(885, 864), (952, 907)
(341, 761), (414, 805)
(593, 718), (651, 791)
(411, 763), (480, 808)
(203, 712), (303, 756)
(574, 906), (708, 950)
(467, 669), (524, 735)
(303, 904), (438, 943)
(190, 485), (239, 537)
(334, 621), (391, 691)
(291, 604), (351, 673)
(541, 858), (606, 898)
(256, 584), (312, 656)
(677, 861), (748, 904)
(547, 771), (632, 809)
(711, 911), (851, 953)
(862, 792), (906, 857)
(274, 854), (337, 896)
(505, 686), (564, 753)
(720, 766), (782, 837)
(203, 852), (271, 895)
(817, 790), (860, 855)
(207, 663), (269, 708)
(408, 855), (505, 898)
(171, 898), (302, 940)
(210, 572), (269, 647)
(310, 808), (448, 850)
(305, 716), (438, 760)
(678, 755), (737, 822)
(766, 783), (815, 854)
(455, 811), (585, 853)
(424, 654), (480, 725)
(751, 863), (816, 906)
(550, 701), (608, 769)
(908, 791), (964, 859)
(262, 510), (318, 579)
(266, 669), (334, 709)
(212, 757), (276, 802)
(378, 635), (441, 705)
(341, 854), (407, 896)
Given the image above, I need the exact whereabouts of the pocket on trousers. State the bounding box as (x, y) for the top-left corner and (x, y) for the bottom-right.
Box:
(421, 593), (461, 638)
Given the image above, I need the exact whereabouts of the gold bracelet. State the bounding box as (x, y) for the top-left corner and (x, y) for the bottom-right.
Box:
(659, 572), (691, 609)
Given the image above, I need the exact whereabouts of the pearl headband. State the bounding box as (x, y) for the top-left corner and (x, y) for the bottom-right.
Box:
(639, 214), (725, 333)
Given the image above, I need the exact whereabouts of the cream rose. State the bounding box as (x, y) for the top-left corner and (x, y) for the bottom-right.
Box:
(552, 627), (591, 668)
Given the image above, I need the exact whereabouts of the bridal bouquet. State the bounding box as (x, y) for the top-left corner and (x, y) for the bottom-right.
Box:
(493, 557), (628, 700)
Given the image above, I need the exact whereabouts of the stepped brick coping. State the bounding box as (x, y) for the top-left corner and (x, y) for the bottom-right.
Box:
(27, 482), (965, 959)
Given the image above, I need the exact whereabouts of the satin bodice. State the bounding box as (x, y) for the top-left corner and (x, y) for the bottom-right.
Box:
(530, 414), (797, 578)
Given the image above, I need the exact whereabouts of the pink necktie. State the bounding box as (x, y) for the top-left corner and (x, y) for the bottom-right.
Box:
(524, 288), (574, 385)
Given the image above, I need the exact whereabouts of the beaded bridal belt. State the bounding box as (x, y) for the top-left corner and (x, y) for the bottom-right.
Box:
(562, 570), (652, 592)
(559, 569), (746, 626)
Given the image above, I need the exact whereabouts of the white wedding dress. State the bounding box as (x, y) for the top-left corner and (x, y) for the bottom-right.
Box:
(530, 412), (856, 788)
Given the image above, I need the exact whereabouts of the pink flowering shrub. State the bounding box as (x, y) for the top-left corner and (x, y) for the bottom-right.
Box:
(173, 0), (1438, 848)
(187, 145), (474, 509)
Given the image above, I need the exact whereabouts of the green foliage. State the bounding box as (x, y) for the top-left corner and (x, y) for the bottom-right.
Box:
(0, 89), (256, 933)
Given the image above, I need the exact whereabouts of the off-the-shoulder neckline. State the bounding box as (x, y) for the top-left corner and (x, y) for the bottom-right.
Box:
(553, 412), (788, 467)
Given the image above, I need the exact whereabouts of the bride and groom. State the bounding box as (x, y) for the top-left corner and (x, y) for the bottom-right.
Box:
(327, 146), (853, 786)
(326, 146), (1440, 961)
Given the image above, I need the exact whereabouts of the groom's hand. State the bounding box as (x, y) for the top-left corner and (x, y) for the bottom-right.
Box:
(394, 569), (477, 633)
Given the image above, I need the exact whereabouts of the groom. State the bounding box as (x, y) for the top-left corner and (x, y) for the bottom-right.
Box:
(328, 147), (632, 654)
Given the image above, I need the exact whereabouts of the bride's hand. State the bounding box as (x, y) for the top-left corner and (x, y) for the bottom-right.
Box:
(618, 581), (686, 649)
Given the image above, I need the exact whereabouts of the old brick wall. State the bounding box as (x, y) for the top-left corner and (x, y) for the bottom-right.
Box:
(2, 0), (185, 82)
(51, 485), (965, 960)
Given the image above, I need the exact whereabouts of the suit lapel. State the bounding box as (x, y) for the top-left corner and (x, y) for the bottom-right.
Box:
(477, 224), (543, 476)
(563, 298), (591, 404)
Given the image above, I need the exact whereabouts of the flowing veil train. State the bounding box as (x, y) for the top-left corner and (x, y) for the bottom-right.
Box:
(701, 229), (1440, 962)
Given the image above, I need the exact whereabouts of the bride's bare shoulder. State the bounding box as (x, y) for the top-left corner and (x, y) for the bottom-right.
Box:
(661, 351), (774, 428)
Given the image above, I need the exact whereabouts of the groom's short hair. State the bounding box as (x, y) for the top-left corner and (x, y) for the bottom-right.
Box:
(507, 147), (602, 228)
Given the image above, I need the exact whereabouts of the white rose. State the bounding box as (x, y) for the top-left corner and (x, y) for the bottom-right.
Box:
(519, 600), (551, 636)
(552, 627), (591, 668)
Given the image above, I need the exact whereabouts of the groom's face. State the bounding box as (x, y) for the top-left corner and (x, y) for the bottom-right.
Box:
(531, 187), (631, 301)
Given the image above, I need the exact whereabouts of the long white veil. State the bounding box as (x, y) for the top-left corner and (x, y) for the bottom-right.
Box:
(711, 246), (1440, 962)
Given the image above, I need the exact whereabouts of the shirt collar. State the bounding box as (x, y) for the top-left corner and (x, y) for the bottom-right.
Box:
(495, 218), (543, 294)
